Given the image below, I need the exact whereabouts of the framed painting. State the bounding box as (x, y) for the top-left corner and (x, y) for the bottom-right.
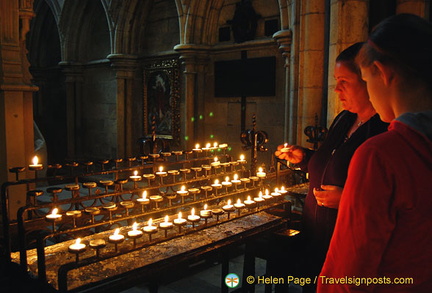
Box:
(143, 58), (180, 147)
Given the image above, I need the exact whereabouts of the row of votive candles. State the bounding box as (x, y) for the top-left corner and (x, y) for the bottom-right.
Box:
(67, 187), (286, 261)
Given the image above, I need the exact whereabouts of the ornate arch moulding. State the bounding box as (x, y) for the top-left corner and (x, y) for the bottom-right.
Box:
(272, 29), (292, 67)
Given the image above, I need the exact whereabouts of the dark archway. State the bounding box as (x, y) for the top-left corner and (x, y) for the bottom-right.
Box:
(28, 0), (67, 164)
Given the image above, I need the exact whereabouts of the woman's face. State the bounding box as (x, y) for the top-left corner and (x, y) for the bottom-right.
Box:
(360, 64), (394, 122)
(334, 61), (371, 114)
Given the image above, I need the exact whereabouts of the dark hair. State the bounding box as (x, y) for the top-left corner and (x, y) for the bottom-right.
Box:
(336, 42), (364, 76)
(357, 13), (432, 88)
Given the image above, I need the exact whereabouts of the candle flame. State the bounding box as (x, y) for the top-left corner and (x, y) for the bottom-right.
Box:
(214, 156), (218, 162)
(214, 179), (219, 185)
(114, 228), (120, 236)
(225, 176), (230, 182)
(132, 222), (138, 231)
(164, 215), (169, 223)
(227, 199), (231, 205)
(75, 238), (81, 245)
(234, 174), (238, 180)
(159, 166), (163, 172)
(258, 191), (263, 199)
(191, 208), (195, 216)
(265, 189), (269, 195)
(284, 143), (288, 148)
(148, 218), (153, 226)
(32, 156), (39, 165)
(178, 212), (182, 219)
(142, 191), (147, 199)
(275, 187), (279, 192)
(181, 185), (186, 191)
(258, 167), (263, 173)
(247, 195), (251, 201)
(240, 154), (245, 161)
(204, 204), (208, 210)
(195, 143), (200, 149)
(281, 186), (286, 192)
(206, 143), (211, 148)
(237, 198), (241, 204)
(213, 142), (218, 148)
(133, 170), (138, 176)
(51, 208), (58, 215)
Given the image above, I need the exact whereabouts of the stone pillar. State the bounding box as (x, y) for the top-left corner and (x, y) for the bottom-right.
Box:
(297, 0), (326, 145)
(327, 0), (368, 125)
(0, 0), (37, 222)
(396, 0), (429, 17)
(174, 44), (210, 149)
(108, 54), (139, 158)
(273, 29), (293, 143)
(59, 62), (84, 159)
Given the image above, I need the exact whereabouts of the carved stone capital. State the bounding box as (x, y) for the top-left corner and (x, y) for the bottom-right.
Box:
(107, 54), (139, 79)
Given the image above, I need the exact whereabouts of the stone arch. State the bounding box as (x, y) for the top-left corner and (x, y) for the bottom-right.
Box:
(59, 0), (112, 62)
(27, 0), (67, 163)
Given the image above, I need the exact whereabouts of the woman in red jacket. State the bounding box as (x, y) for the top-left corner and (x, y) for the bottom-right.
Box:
(319, 13), (432, 293)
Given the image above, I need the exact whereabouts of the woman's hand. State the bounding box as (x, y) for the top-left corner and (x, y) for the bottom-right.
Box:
(274, 144), (305, 164)
(313, 185), (343, 209)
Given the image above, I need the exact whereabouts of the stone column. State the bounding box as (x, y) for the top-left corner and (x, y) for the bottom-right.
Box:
(0, 0), (37, 224)
(174, 44), (210, 149)
(297, 0), (326, 145)
(396, 0), (429, 16)
(59, 62), (84, 159)
(327, 0), (368, 124)
(273, 29), (293, 143)
(108, 54), (139, 158)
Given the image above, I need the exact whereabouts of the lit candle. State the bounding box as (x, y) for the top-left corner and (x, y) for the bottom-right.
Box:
(200, 204), (212, 218)
(271, 188), (282, 198)
(231, 174), (241, 185)
(137, 191), (150, 204)
(263, 189), (273, 200)
(68, 238), (86, 262)
(177, 185), (189, 196)
(254, 191), (265, 203)
(129, 170), (142, 181)
(193, 144), (202, 152)
(68, 238), (86, 253)
(127, 222), (143, 238)
(213, 142), (218, 149)
(244, 195), (256, 207)
(109, 228), (125, 242)
(187, 208), (201, 222)
(159, 215), (173, 229)
(108, 228), (124, 252)
(279, 186), (288, 195)
(202, 143), (211, 151)
(281, 143), (290, 152)
(234, 198), (245, 209)
(218, 143), (228, 149)
(222, 176), (232, 187)
(212, 179), (222, 188)
(46, 208), (62, 222)
(222, 199), (235, 212)
(143, 218), (157, 233)
(156, 166), (167, 176)
(238, 154), (247, 163)
(174, 212), (186, 225)
(211, 157), (220, 167)
(174, 212), (187, 233)
(29, 156), (43, 168)
(256, 167), (267, 178)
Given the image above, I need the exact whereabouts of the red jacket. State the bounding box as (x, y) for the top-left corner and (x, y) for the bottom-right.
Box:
(318, 118), (432, 292)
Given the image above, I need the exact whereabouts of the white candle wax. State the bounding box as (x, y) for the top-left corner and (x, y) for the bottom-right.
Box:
(143, 218), (157, 233)
(244, 195), (255, 206)
(69, 238), (86, 252)
(222, 199), (235, 211)
(159, 215), (173, 228)
(234, 198), (245, 209)
(109, 228), (125, 242)
(128, 222), (143, 237)
(173, 212), (187, 225)
(187, 208), (200, 221)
